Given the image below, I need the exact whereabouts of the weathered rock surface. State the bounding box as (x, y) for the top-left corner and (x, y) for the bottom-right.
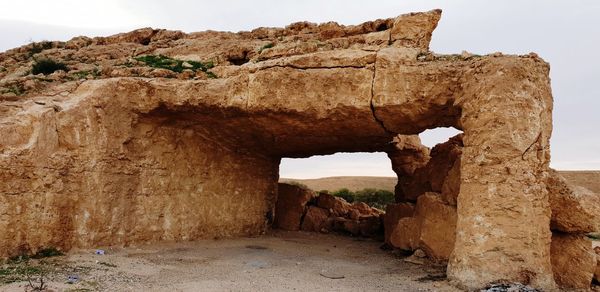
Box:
(317, 193), (352, 217)
(301, 206), (329, 232)
(274, 183), (314, 231)
(414, 193), (457, 260)
(0, 8), (564, 291)
(389, 217), (420, 251)
(547, 170), (600, 233)
(550, 233), (595, 289)
(387, 193), (456, 261)
(394, 134), (463, 202)
(384, 203), (415, 243)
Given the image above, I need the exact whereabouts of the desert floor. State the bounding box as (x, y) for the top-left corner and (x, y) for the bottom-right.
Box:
(1, 231), (463, 292)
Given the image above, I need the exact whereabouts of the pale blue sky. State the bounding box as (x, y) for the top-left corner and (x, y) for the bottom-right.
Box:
(1, 0), (598, 178)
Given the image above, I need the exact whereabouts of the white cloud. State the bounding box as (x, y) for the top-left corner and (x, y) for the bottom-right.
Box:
(0, 0), (148, 29)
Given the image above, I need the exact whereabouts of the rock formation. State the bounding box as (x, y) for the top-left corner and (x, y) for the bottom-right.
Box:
(1, 8), (594, 290)
(274, 183), (384, 236)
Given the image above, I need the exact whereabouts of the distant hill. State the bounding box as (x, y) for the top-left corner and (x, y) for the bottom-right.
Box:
(280, 176), (396, 192)
(558, 171), (600, 193)
(280, 171), (600, 193)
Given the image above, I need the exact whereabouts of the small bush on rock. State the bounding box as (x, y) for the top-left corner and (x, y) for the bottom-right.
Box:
(32, 59), (68, 75)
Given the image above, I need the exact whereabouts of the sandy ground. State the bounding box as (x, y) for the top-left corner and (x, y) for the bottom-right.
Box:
(1, 231), (461, 292)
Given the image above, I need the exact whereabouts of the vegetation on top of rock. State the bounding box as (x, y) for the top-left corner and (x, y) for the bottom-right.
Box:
(257, 42), (275, 53)
(69, 68), (101, 80)
(1, 84), (26, 96)
(31, 59), (68, 75)
(134, 54), (217, 78)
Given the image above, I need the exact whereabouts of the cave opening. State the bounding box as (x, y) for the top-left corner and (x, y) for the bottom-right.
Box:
(273, 126), (464, 264)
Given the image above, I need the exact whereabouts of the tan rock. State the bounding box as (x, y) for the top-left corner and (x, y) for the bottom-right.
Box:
(415, 193), (457, 261)
(317, 193), (351, 217)
(301, 206), (329, 232)
(390, 9), (442, 49)
(389, 217), (420, 251)
(384, 203), (415, 243)
(274, 183), (314, 231)
(548, 170), (600, 233)
(551, 233), (595, 289)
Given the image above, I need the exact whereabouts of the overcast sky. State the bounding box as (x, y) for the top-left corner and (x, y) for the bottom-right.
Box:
(1, 0), (598, 178)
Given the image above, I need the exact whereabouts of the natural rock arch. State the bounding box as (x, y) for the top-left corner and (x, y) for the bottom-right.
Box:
(0, 9), (597, 290)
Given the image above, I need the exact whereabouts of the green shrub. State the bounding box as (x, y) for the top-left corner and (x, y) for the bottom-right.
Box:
(134, 55), (215, 76)
(332, 188), (355, 203)
(354, 188), (394, 209)
(257, 42), (275, 53)
(32, 59), (68, 75)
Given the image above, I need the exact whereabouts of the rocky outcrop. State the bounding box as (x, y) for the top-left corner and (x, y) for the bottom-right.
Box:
(0, 8), (563, 291)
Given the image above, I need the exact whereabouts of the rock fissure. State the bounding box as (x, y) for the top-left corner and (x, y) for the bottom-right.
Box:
(368, 52), (395, 136)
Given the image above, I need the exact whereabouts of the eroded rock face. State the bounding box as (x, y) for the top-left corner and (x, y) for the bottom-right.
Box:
(0, 9), (559, 291)
(550, 233), (595, 289)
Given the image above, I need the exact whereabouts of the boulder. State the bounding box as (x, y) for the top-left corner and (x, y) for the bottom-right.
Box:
(547, 170), (600, 233)
(550, 233), (595, 289)
(301, 206), (329, 232)
(387, 193), (457, 260)
(274, 183), (314, 231)
(317, 193), (351, 217)
(414, 193), (457, 261)
(389, 217), (420, 251)
(384, 203), (415, 243)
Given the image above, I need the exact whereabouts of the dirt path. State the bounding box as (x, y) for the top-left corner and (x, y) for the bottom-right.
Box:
(1, 231), (460, 291)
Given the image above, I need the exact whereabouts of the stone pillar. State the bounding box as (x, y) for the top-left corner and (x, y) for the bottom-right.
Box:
(447, 55), (555, 290)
